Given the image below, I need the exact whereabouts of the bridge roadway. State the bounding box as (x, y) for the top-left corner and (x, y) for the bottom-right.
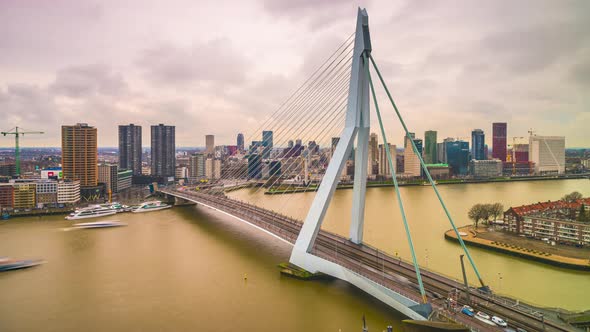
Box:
(161, 188), (572, 332)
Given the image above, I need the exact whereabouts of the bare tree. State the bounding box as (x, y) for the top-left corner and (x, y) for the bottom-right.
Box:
(562, 191), (583, 202)
(491, 202), (504, 222)
(468, 204), (483, 228)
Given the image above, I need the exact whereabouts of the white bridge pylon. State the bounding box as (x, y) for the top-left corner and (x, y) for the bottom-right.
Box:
(289, 8), (429, 321)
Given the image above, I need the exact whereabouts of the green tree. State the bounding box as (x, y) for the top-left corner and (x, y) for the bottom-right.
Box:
(562, 191), (583, 202)
(468, 204), (484, 228)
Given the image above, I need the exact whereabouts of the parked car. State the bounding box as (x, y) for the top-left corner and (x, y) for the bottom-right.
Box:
(476, 311), (491, 320)
(461, 305), (475, 317)
(491, 316), (508, 327)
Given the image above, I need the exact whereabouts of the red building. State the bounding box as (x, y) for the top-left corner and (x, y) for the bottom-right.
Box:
(492, 122), (507, 161)
(0, 184), (14, 209)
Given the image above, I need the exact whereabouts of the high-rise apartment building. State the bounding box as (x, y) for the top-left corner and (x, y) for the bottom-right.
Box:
(471, 129), (485, 160)
(189, 153), (206, 180)
(378, 143), (397, 177)
(237, 133), (244, 152)
(205, 135), (215, 155)
(513, 144), (529, 162)
(61, 123), (98, 187)
(262, 130), (273, 159)
(118, 124), (142, 175)
(98, 164), (118, 194)
(151, 124), (176, 177)
(205, 158), (222, 179)
(404, 137), (422, 177)
(492, 122), (507, 161)
(529, 136), (565, 174)
(424, 130), (437, 164)
(404, 132), (416, 148)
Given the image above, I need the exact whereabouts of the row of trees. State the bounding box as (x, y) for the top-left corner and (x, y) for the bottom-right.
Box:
(468, 203), (504, 228)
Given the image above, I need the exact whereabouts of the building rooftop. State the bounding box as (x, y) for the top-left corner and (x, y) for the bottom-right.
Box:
(508, 197), (590, 217)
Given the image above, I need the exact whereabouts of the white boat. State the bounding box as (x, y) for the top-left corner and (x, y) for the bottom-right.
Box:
(132, 201), (171, 213)
(72, 220), (127, 229)
(66, 208), (117, 220)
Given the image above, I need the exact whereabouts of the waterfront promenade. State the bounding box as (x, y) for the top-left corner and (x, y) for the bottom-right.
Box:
(445, 226), (590, 270)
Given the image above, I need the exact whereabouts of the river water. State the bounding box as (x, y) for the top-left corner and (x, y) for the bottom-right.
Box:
(1, 179), (588, 331)
(229, 179), (590, 311)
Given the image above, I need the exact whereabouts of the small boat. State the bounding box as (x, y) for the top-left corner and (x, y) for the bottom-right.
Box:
(132, 201), (171, 213)
(66, 208), (117, 220)
(0, 257), (44, 272)
(72, 220), (127, 229)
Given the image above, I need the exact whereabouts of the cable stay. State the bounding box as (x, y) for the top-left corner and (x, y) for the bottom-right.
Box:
(363, 52), (428, 304)
(368, 53), (487, 289)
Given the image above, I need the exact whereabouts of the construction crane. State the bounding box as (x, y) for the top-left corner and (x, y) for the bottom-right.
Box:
(1, 127), (44, 177)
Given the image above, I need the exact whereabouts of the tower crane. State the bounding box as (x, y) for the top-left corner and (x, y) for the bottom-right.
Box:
(1, 127), (44, 177)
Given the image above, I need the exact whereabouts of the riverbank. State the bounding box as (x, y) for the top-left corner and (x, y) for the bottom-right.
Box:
(444, 226), (590, 271)
(265, 174), (590, 194)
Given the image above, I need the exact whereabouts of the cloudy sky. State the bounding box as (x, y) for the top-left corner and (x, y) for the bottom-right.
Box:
(1, 0), (588, 148)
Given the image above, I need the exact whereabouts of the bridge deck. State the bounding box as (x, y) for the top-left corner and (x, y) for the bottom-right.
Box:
(161, 188), (573, 332)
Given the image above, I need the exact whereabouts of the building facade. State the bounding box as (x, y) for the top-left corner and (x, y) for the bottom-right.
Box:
(35, 180), (58, 206)
(205, 158), (222, 179)
(57, 180), (81, 204)
(378, 143), (397, 177)
(205, 135), (215, 156)
(13, 182), (36, 209)
(492, 122), (507, 161)
(0, 184), (14, 209)
(404, 137), (422, 177)
(446, 140), (470, 175)
(118, 124), (142, 175)
(189, 154), (206, 180)
(262, 131), (273, 159)
(98, 164), (118, 194)
(237, 133), (244, 152)
(529, 136), (565, 175)
(471, 129), (485, 160)
(151, 124), (176, 178)
(61, 123), (98, 187)
(469, 159), (502, 178)
(424, 130), (437, 164)
(368, 133), (379, 176)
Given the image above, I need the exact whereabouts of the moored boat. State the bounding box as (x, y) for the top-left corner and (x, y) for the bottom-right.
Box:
(132, 201), (171, 213)
(0, 257), (44, 272)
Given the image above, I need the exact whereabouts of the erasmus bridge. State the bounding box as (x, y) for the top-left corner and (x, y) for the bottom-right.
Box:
(159, 8), (573, 332)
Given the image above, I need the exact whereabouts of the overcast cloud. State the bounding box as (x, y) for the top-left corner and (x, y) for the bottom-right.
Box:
(0, 0), (588, 148)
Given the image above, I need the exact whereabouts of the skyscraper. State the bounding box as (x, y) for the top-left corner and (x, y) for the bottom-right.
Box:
(61, 123), (98, 187)
(404, 132), (415, 148)
(378, 143), (397, 176)
(189, 153), (206, 180)
(471, 129), (485, 160)
(404, 137), (422, 177)
(424, 130), (437, 164)
(446, 140), (470, 175)
(262, 130), (273, 159)
(205, 135), (215, 155)
(118, 124), (142, 175)
(236, 133), (244, 152)
(151, 124), (176, 177)
(368, 133), (378, 175)
(492, 122), (507, 161)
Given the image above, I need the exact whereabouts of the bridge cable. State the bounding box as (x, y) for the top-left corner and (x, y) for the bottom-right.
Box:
(221, 53), (353, 183)
(368, 54), (486, 288)
(363, 52), (428, 304)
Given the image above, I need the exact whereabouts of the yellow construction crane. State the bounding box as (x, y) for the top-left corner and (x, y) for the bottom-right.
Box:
(1, 127), (44, 177)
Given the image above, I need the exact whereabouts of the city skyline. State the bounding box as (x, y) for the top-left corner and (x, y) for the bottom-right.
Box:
(1, 1), (589, 148)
